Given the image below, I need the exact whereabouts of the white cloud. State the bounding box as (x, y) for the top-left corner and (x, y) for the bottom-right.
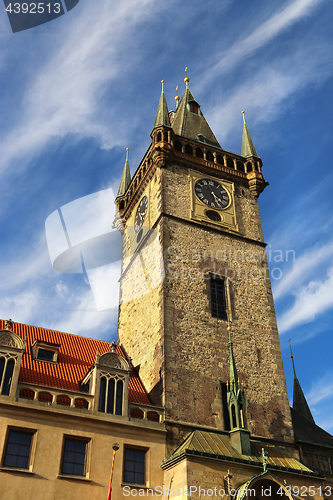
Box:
(307, 375), (333, 406)
(201, 0), (327, 85)
(0, 0), (157, 175)
(49, 287), (117, 338)
(273, 241), (333, 300)
(278, 267), (333, 333)
(207, 41), (332, 143)
(0, 290), (40, 324)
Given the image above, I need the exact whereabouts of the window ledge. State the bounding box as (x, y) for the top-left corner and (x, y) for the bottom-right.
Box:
(0, 467), (34, 474)
(122, 482), (148, 489)
(57, 474), (91, 481)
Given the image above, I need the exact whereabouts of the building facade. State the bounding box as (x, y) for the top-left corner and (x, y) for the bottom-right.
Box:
(0, 77), (332, 499)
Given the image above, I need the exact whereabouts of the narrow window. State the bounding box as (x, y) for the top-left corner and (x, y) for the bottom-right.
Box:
(124, 448), (146, 485)
(240, 403), (245, 428)
(210, 278), (226, 319)
(3, 430), (33, 469)
(0, 358), (5, 386)
(61, 438), (88, 476)
(98, 377), (106, 412)
(115, 380), (123, 415)
(231, 404), (237, 428)
(221, 382), (230, 431)
(2, 359), (15, 396)
(189, 102), (199, 114)
(106, 379), (115, 414)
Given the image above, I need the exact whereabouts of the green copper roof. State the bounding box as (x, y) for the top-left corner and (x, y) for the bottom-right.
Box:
(163, 430), (314, 473)
(241, 112), (258, 157)
(171, 86), (221, 147)
(117, 149), (131, 197)
(153, 80), (170, 129)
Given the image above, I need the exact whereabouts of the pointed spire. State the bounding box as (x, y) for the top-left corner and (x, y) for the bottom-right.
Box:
(117, 148), (131, 198)
(242, 111), (258, 158)
(171, 74), (221, 147)
(288, 339), (315, 424)
(153, 80), (170, 129)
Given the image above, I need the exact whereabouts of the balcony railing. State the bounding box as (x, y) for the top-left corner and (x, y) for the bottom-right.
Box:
(17, 382), (93, 411)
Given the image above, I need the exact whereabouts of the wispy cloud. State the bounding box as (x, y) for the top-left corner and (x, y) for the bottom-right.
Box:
(207, 40), (332, 143)
(273, 241), (333, 300)
(201, 0), (327, 86)
(0, 0), (157, 176)
(278, 267), (333, 333)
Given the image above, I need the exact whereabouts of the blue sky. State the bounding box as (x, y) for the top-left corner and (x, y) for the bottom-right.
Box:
(0, 0), (332, 433)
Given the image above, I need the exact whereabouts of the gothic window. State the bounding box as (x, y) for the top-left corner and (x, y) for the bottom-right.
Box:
(231, 404), (237, 428)
(221, 382), (231, 431)
(61, 437), (89, 477)
(246, 162), (253, 172)
(98, 375), (124, 415)
(3, 429), (34, 470)
(216, 155), (224, 165)
(0, 357), (15, 396)
(210, 278), (226, 319)
(124, 448), (146, 485)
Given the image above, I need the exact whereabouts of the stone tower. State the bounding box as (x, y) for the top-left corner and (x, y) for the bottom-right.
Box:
(116, 77), (293, 452)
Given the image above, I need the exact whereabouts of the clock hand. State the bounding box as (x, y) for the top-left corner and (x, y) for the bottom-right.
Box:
(211, 191), (222, 207)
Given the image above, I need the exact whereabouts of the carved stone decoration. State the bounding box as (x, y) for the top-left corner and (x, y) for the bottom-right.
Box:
(99, 352), (129, 371)
(0, 330), (24, 350)
(5, 318), (13, 331)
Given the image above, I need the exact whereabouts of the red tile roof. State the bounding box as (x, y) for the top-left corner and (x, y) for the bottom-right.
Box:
(0, 320), (151, 405)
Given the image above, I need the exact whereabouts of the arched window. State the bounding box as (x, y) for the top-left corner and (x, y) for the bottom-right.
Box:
(216, 155), (224, 165)
(99, 376), (124, 415)
(119, 200), (125, 210)
(240, 403), (245, 428)
(227, 158), (234, 169)
(246, 162), (253, 172)
(164, 132), (168, 142)
(231, 404), (237, 428)
(195, 148), (204, 159)
(237, 161), (245, 172)
(0, 358), (15, 396)
(185, 144), (193, 155)
(98, 377), (106, 412)
(206, 151), (214, 162)
(115, 380), (123, 415)
(174, 140), (182, 151)
(156, 131), (162, 142)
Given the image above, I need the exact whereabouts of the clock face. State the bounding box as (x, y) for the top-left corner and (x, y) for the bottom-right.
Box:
(195, 179), (229, 210)
(134, 196), (148, 233)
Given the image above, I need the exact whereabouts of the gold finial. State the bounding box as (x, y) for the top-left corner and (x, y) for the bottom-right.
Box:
(242, 110), (246, 124)
(161, 80), (164, 83)
(161, 80), (165, 93)
(184, 67), (190, 84)
(126, 147), (129, 151)
(175, 85), (180, 102)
